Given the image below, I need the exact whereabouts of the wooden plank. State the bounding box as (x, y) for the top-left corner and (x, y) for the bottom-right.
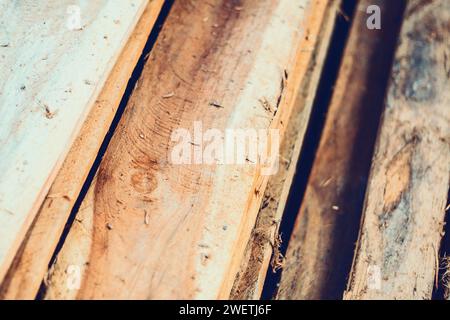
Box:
(276, 0), (405, 300)
(0, 0), (165, 300)
(230, 0), (340, 300)
(344, 0), (450, 300)
(43, 0), (329, 299)
(0, 0), (148, 282)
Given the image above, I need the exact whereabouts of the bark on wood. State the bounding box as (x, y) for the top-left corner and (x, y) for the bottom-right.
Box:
(276, 0), (406, 300)
(344, 0), (450, 300)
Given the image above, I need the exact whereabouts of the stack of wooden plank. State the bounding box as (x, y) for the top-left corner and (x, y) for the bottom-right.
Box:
(0, 0), (448, 300)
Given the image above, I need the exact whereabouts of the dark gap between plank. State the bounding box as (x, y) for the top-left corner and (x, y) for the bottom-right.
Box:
(317, 0), (406, 299)
(35, 0), (175, 300)
(261, 0), (407, 299)
(260, 0), (358, 300)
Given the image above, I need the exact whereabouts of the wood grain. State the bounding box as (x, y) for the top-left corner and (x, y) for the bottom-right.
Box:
(344, 0), (450, 300)
(0, 0), (148, 282)
(230, 0), (339, 300)
(0, 0), (164, 300)
(276, 0), (406, 300)
(43, 0), (327, 300)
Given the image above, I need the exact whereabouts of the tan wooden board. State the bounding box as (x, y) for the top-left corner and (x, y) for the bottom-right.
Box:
(43, 0), (331, 299)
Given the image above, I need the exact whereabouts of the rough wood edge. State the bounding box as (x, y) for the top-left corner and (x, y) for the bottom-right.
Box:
(230, 0), (340, 300)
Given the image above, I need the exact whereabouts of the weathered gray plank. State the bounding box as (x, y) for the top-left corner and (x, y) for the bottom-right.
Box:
(344, 0), (450, 300)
